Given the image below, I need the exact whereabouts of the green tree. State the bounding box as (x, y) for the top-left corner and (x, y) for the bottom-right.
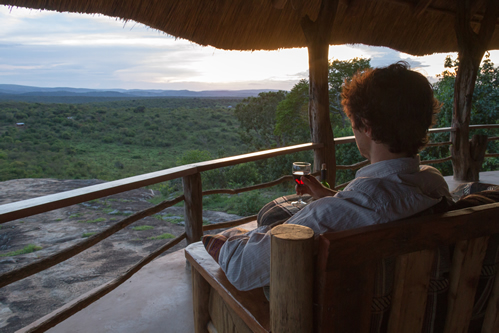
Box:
(328, 58), (371, 127)
(234, 91), (288, 150)
(274, 79), (310, 145)
(275, 57), (372, 143)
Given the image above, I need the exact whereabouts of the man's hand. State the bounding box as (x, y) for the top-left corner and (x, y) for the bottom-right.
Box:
(296, 175), (337, 200)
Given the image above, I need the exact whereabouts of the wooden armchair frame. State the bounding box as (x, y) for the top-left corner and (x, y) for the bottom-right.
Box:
(185, 202), (499, 333)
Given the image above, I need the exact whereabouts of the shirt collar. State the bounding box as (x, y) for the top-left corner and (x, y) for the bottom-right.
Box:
(355, 156), (421, 179)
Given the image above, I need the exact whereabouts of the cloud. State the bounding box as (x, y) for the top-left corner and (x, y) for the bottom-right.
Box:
(2, 6), (499, 91)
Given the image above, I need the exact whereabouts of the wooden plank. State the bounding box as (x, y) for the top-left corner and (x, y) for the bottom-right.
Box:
(209, 290), (253, 333)
(185, 243), (270, 333)
(444, 237), (490, 333)
(319, 262), (376, 333)
(482, 264), (499, 333)
(387, 250), (435, 333)
(184, 173), (204, 245)
(17, 233), (186, 333)
(0, 195), (185, 289)
(194, 143), (322, 172)
(192, 267), (211, 333)
(314, 236), (375, 333)
(0, 164), (196, 223)
(270, 225), (314, 333)
(322, 203), (499, 268)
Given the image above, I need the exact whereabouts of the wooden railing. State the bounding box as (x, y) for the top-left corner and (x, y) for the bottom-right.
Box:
(1, 125), (498, 332)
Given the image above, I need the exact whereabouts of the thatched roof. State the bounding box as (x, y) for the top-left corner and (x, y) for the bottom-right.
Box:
(0, 0), (498, 55)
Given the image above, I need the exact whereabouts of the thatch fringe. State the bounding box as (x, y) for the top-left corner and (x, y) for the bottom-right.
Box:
(0, 0), (498, 54)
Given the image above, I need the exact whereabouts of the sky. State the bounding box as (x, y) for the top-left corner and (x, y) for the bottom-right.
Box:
(1, 5), (499, 92)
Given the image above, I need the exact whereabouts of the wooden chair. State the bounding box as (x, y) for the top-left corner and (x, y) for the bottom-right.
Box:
(185, 202), (499, 333)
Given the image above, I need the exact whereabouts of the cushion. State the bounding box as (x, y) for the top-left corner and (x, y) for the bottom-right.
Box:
(257, 194), (313, 228)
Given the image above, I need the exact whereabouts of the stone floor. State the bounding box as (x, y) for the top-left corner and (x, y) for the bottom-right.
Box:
(21, 171), (499, 333)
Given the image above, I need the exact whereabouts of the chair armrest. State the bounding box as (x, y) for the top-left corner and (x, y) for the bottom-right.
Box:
(185, 242), (270, 333)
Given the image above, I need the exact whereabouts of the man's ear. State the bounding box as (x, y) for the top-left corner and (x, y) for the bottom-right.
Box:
(360, 118), (373, 139)
(364, 126), (373, 139)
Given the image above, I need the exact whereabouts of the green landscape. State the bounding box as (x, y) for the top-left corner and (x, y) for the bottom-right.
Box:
(1, 56), (498, 215)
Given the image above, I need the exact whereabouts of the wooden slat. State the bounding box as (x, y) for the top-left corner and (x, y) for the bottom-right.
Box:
(387, 250), (435, 333)
(0, 195), (185, 289)
(482, 263), (499, 333)
(321, 263), (376, 333)
(314, 236), (376, 333)
(323, 203), (499, 268)
(194, 143), (322, 172)
(0, 165), (196, 223)
(192, 267), (211, 333)
(185, 243), (270, 333)
(444, 237), (490, 333)
(209, 286), (254, 333)
(17, 233), (186, 333)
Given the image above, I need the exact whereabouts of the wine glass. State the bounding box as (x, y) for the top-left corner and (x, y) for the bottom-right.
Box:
(291, 162), (311, 207)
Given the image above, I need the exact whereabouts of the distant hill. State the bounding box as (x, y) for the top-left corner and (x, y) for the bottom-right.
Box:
(0, 84), (279, 103)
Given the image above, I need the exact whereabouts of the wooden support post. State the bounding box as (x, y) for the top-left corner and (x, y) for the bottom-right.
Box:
(451, 0), (499, 181)
(183, 172), (203, 245)
(469, 134), (488, 181)
(301, 0), (339, 187)
(270, 224), (314, 333)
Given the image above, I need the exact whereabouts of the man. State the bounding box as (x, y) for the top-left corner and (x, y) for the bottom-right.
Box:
(218, 62), (451, 291)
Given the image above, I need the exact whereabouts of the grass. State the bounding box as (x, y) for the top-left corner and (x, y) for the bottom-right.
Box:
(82, 232), (97, 238)
(69, 213), (83, 219)
(79, 217), (106, 223)
(132, 225), (154, 231)
(0, 244), (42, 257)
(148, 233), (175, 240)
(165, 217), (184, 224)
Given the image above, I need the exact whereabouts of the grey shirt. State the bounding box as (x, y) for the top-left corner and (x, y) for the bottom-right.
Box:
(218, 156), (451, 291)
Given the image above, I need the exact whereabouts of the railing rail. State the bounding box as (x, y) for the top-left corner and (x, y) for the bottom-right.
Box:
(1, 125), (498, 332)
(0, 142), (322, 224)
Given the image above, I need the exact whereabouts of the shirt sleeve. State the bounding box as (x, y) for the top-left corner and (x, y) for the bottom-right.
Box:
(218, 225), (272, 291)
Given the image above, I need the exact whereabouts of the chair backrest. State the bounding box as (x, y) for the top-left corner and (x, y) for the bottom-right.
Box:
(313, 202), (499, 333)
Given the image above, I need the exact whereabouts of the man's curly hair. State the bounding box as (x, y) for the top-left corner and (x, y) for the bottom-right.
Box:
(341, 61), (441, 156)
